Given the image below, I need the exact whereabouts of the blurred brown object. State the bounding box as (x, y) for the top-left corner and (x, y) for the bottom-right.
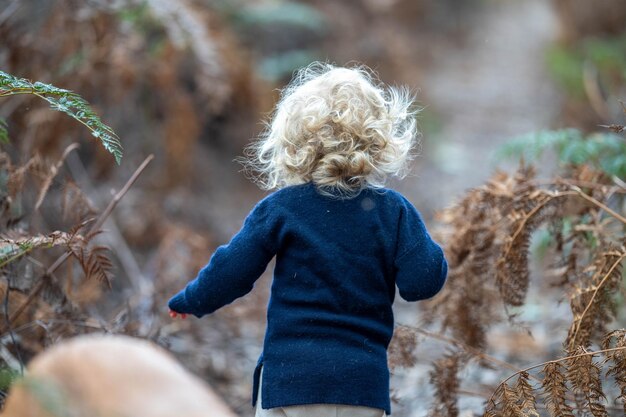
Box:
(551, 0), (626, 43)
(2, 334), (239, 417)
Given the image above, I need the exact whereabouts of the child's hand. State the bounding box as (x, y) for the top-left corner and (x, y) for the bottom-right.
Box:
(169, 309), (187, 320)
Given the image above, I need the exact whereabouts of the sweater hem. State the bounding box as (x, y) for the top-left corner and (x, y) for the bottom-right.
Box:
(259, 397), (390, 415)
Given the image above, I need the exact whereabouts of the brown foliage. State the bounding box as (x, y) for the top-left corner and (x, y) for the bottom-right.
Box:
(424, 159), (626, 414)
(566, 346), (609, 417)
(602, 330), (626, 414)
(0, 0), (263, 184)
(566, 247), (625, 350)
(428, 352), (461, 417)
(387, 325), (418, 372)
(0, 148), (152, 396)
(541, 362), (575, 417)
(514, 372), (539, 417)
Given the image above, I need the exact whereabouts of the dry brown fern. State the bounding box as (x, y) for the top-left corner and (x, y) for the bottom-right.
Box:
(566, 346), (609, 417)
(484, 341), (626, 417)
(67, 243), (114, 289)
(422, 156), (626, 416)
(485, 379), (538, 417)
(495, 187), (565, 307)
(428, 352), (461, 417)
(428, 169), (509, 349)
(541, 362), (575, 417)
(514, 371), (539, 417)
(566, 246), (625, 350)
(387, 325), (418, 371)
(601, 330), (626, 413)
(0, 151), (151, 401)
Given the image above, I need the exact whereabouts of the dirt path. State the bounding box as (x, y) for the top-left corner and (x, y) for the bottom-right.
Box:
(396, 0), (561, 220)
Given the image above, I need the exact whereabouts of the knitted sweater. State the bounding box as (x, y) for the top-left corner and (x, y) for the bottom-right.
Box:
(168, 182), (448, 415)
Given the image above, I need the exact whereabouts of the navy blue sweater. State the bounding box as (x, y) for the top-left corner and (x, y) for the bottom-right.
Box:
(168, 182), (448, 415)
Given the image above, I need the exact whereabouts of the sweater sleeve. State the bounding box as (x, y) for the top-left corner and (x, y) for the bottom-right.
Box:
(168, 197), (279, 318)
(393, 197), (448, 302)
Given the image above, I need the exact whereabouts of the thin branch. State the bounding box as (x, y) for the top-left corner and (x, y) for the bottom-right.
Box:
(34, 142), (80, 212)
(571, 186), (626, 225)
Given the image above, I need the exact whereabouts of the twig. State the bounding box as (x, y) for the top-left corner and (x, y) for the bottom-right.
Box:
(0, 154), (154, 334)
(570, 186), (626, 225)
(34, 142), (80, 211)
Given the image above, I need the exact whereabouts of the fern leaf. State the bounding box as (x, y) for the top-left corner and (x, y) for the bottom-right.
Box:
(495, 177), (562, 307)
(83, 245), (113, 288)
(0, 70), (123, 164)
(601, 330), (626, 414)
(429, 352), (461, 417)
(566, 248), (625, 349)
(541, 362), (575, 417)
(387, 325), (418, 371)
(514, 371), (539, 417)
(68, 230), (113, 289)
(566, 346), (608, 417)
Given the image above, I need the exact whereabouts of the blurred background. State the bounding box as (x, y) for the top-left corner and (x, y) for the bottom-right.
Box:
(0, 0), (625, 416)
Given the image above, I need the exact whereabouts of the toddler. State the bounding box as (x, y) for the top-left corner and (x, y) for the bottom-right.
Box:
(168, 62), (448, 417)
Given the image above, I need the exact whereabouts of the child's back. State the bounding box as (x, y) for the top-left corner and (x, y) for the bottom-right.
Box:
(252, 182), (446, 414)
(168, 62), (448, 416)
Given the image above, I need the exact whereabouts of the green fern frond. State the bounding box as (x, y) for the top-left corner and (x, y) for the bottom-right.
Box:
(0, 70), (123, 164)
(495, 129), (626, 179)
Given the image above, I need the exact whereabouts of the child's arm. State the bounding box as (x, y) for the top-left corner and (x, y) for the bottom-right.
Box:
(168, 199), (278, 318)
(394, 198), (448, 301)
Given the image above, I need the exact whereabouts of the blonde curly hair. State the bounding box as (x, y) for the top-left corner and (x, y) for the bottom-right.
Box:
(241, 62), (421, 198)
